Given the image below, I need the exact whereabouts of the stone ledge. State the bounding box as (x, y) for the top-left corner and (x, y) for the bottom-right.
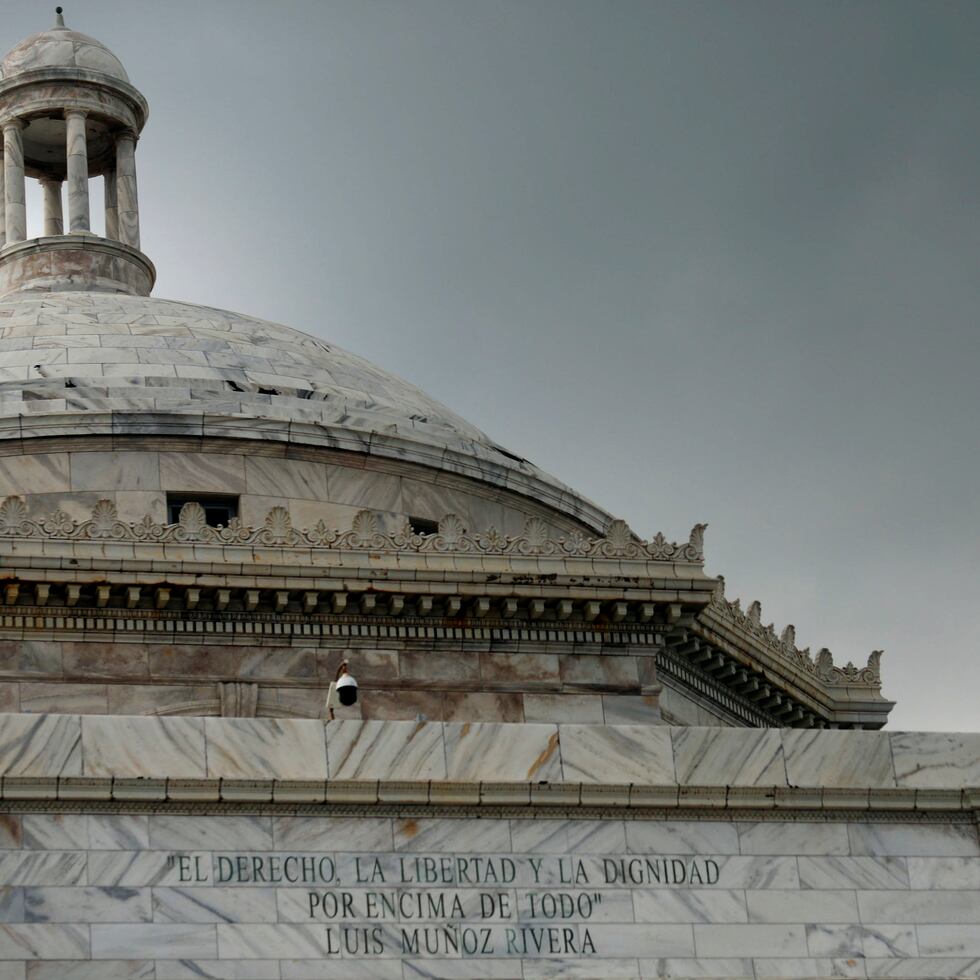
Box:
(0, 715), (976, 793)
(0, 235), (155, 297)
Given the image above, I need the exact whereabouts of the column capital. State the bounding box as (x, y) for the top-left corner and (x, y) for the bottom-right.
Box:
(2, 119), (24, 133)
(64, 108), (88, 121)
(115, 129), (138, 145)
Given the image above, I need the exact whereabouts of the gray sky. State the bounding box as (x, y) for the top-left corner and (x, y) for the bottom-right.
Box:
(7, 1), (979, 730)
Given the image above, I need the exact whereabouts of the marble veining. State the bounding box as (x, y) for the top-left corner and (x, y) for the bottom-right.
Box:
(890, 732), (980, 789)
(393, 817), (511, 853)
(326, 720), (445, 781)
(0, 851), (86, 887)
(0, 714), (81, 777)
(746, 889), (860, 924)
(81, 716), (205, 778)
(908, 856), (980, 890)
(627, 821), (740, 856)
(782, 729), (896, 788)
(0, 922), (89, 959)
(24, 886), (151, 924)
(633, 888), (748, 924)
(91, 923), (217, 959)
(848, 823), (979, 857)
(561, 725), (674, 784)
(444, 722), (560, 782)
(204, 718), (327, 780)
(797, 855), (910, 890)
(149, 816), (273, 852)
(86, 851), (192, 888)
(152, 887), (277, 925)
(88, 816), (150, 851)
(738, 821), (849, 856)
(273, 815), (393, 853)
(22, 815), (88, 850)
(638, 959), (754, 980)
(672, 728), (786, 787)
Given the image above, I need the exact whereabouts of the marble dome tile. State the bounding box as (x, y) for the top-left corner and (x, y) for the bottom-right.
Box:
(0, 292), (609, 529)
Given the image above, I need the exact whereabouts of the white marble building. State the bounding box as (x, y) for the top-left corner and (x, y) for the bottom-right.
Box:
(0, 12), (975, 980)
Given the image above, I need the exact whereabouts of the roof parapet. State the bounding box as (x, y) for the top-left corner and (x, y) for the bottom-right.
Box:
(708, 576), (885, 690)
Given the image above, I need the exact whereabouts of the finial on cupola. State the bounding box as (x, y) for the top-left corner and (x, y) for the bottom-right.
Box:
(55, 7), (66, 28)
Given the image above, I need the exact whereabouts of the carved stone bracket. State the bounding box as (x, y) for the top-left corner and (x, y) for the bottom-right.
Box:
(218, 682), (258, 718)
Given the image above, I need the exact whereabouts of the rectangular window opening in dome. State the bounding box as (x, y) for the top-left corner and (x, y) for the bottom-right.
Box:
(167, 494), (239, 528)
(409, 517), (439, 536)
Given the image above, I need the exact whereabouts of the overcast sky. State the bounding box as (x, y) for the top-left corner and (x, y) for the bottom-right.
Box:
(7, 1), (978, 730)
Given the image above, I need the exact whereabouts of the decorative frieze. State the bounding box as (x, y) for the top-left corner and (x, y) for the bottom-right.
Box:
(0, 495), (707, 562)
(706, 576), (884, 688)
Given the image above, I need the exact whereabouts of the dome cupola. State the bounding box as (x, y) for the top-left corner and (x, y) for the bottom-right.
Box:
(1, 10), (130, 82)
(0, 7), (152, 297)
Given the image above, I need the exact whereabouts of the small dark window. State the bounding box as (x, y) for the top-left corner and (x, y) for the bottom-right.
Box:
(409, 516), (439, 536)
(167, 494), (239, 527)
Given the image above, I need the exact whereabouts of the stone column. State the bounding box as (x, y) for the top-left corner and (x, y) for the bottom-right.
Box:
(3, 121), (26, 244)
(115, 131), (139, 249)
(0, 148), (5, 248)
(104, 168), (118, 241)
(65, 109), (90, 233)
(40, 178), (63, 236)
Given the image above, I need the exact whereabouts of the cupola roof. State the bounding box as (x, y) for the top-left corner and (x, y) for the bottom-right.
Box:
(0, 10), (129, 82)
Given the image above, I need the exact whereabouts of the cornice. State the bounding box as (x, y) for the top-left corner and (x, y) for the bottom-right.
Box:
(0, 775), (973, 819)
(700, 576), (886, 694)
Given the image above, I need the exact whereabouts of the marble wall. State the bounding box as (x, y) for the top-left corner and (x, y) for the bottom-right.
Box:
(0, 637), (661, 724)
(659, 685), (734, 728)
(0, 717), (976, 978)
(0, 714), (976, 799)
(0, 445), (578, 539)
(0, 811), (976, 979)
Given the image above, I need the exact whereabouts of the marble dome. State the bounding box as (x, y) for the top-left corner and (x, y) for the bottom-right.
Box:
(0, 289), (610, 532)
(0, 27), (129, 82)
(0, 13), (610, 537)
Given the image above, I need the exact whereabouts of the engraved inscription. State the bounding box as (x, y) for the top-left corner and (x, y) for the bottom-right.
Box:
(164, 849), (723, 958)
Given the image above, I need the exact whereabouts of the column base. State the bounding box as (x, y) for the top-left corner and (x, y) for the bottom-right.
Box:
(0, 234), (155, 297)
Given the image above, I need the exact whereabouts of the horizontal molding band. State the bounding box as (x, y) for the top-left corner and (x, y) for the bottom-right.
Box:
(0, 609), (664, 644)
(0, 776), (974, 813)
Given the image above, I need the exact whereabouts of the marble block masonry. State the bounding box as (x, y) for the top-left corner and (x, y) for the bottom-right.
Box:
(0, 8), (975, 980)
(0, 717), (977, 979)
